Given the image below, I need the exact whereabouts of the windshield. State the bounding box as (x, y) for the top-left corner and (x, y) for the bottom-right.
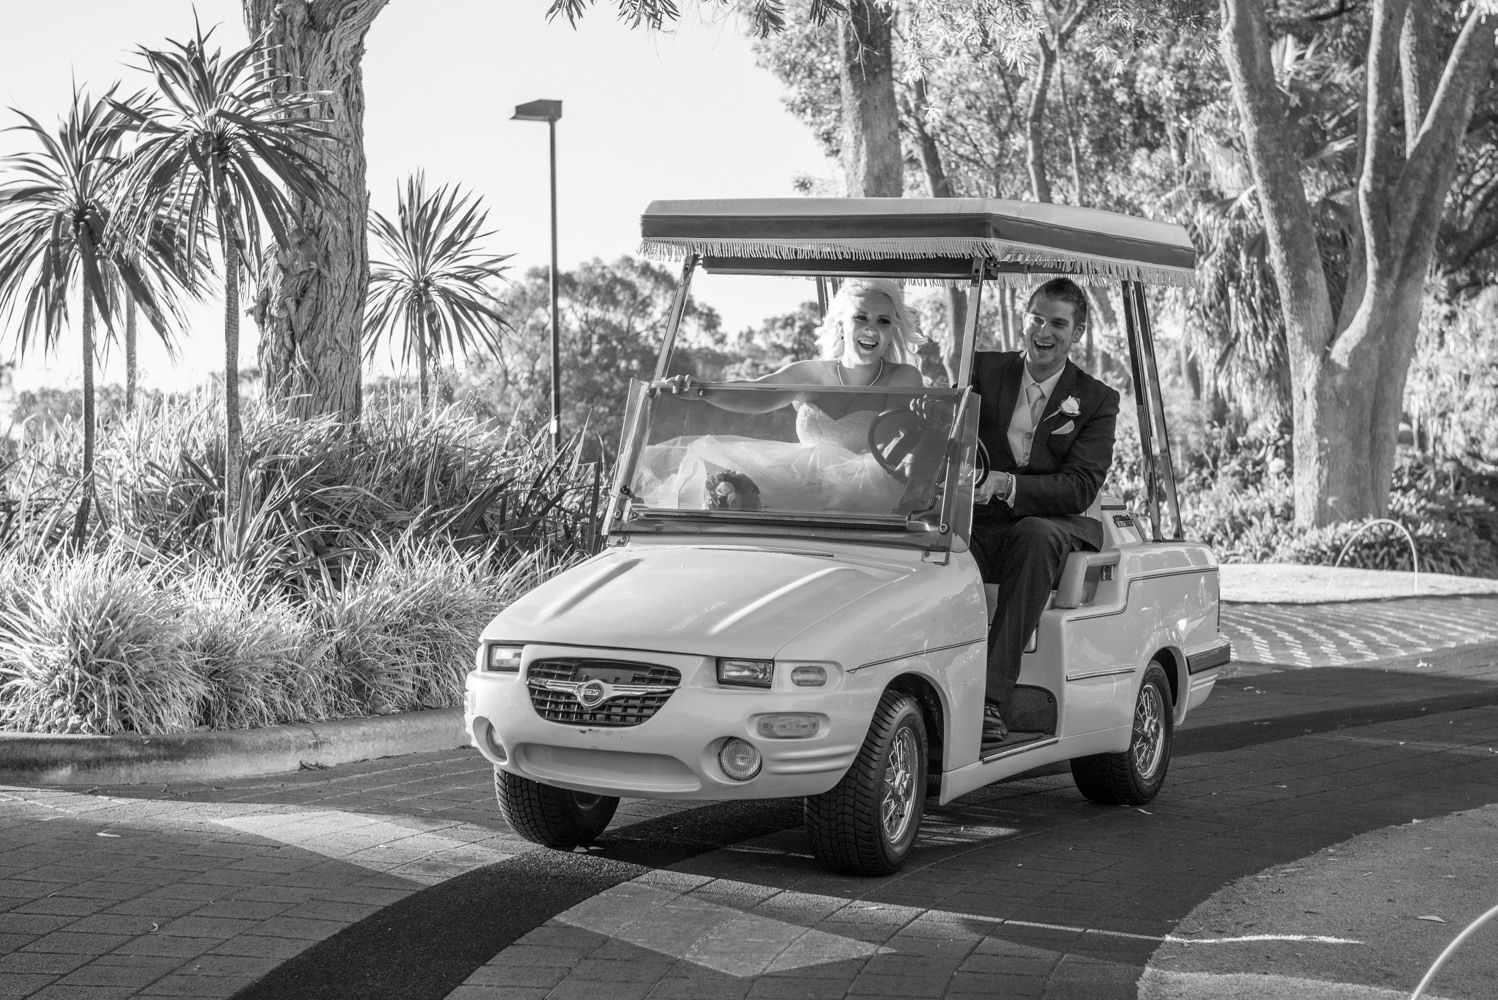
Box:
(609, 382), (977, 546)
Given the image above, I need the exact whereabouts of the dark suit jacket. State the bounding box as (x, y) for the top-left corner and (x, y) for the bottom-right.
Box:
(970, 351), (1120, 550)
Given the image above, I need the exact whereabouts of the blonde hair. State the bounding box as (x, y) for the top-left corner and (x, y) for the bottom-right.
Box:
(815, 277), (921, 367)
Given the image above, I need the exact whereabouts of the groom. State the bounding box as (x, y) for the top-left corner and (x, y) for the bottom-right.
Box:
(969, 277), (1120, 745)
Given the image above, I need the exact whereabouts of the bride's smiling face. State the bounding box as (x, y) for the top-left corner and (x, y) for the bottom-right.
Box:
(839, 291), (899, 366)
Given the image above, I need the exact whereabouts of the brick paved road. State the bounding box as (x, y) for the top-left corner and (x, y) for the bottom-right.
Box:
(4, 686), (1495, 1000)
(2, 598), (1496, 1000)
(1221, 596), (1498, 670)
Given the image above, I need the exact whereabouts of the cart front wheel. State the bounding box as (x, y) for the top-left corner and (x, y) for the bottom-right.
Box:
(804, 689), (927, 876)
(494, 768), (619, 850)
(1070, 662), (1173, 805)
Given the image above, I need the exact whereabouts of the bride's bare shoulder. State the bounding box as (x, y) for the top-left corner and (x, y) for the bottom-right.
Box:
(887, 362), (926, 387)
(762, 358), (836, 384)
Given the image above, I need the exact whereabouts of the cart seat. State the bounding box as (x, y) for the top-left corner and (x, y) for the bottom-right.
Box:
(983, 493), (1136, 623)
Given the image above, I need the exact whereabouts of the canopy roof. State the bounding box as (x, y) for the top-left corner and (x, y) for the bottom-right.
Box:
(640, 198), (1197, 287)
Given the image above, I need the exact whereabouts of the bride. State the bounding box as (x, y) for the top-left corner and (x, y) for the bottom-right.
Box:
(636, 278), (927, 515)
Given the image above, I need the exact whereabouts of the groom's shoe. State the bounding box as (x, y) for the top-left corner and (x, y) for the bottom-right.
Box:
(981, 700), (1009, 746)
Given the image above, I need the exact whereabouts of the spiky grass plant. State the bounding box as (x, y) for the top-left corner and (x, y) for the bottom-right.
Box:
(176, 570), (344, 730)
(0, 545), (203, 734)
(315, 537), (547, 715)
(1, 393), (602, 734)
(10, 390), (602, 573)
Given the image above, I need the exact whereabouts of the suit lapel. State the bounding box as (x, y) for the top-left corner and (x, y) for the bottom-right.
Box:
(1034, 361), (1079, 461)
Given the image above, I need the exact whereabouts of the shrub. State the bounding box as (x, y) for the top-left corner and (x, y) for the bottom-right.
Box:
(1274, 515), (1498, 578)
(5, 391), (603, 597)
(177, 571), (344, 730)
(0, 393), (601, 735)
(0, 547), (204, 735)
(314, 538), (545, 715)
(1406, 287), (1498, 465)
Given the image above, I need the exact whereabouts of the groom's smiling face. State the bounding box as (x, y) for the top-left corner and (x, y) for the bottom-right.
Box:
(842, 291), (898, 365)
(1022, 294), (1081, 381)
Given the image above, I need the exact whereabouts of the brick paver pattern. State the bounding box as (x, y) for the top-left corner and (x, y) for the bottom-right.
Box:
(1221, 596), (1498, 669)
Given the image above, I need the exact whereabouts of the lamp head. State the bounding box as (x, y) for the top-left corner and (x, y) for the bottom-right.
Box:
(512, 99), (562, 122)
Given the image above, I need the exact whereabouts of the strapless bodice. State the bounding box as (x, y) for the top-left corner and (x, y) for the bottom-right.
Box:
(795, 403), (875, 453)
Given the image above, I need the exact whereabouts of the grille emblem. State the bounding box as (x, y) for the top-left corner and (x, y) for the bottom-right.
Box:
(528, 660), (681, 728)
(575, 680), (608, 709)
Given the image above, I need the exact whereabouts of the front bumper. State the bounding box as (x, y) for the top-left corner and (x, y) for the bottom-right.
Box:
(464, 644), (875, 800)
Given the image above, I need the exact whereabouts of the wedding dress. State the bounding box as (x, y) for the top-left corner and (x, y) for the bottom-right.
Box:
(633, 401), (907, 516)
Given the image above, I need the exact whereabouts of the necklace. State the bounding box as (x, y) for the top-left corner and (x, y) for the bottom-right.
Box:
(836, 359), (883, 386)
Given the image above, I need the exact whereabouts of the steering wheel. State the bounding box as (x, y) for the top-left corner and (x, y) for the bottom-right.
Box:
(975, 439), (990, 488)
(868, 408), (929, 482)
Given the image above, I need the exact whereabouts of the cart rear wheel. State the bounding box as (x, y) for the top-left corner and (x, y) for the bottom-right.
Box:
(1070, 662), (1173, 805)
(494, 768), (619, 850)
(804, 689), (927, 876)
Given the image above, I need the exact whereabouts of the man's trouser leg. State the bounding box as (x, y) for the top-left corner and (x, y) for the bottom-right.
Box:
(971, 517), (1074, 725)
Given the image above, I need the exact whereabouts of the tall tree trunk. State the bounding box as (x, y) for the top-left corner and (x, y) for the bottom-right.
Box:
(418, 323), (430, 412)
(223, 231), (244, 516)
(1057, 56), (1084, 203)
(1220, 0), (1494, 526)
(838, 1), (901, 197)
(1024, 2), (1091, 204)
(125, 294), (137, 414)
(1026, 34), (1058, 203)
(74, 296), (96, 543)
(907, 76), (964, 383)
(244, 0), (386, 423)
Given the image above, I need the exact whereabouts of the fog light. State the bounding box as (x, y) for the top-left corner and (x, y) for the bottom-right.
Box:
(718, 738), (762, 781)
(756, 714), (820, 739)
(479, 719), (507, 763)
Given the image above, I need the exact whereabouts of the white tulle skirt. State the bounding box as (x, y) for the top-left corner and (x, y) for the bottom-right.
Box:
(633, 434), (906, 516)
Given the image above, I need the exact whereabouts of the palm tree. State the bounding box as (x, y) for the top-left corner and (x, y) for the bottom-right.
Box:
(114, 18), (335, 510)
(0, 85), (192, 540)
(364, 173), (511, 410)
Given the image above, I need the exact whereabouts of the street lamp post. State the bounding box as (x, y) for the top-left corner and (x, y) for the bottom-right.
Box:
(512, 99), (563, 451)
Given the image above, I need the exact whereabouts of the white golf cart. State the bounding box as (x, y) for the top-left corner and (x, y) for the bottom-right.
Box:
(465, 198), (1229, 876)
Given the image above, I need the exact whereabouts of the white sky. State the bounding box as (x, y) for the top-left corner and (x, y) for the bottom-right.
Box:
(0, 0), (835, 391)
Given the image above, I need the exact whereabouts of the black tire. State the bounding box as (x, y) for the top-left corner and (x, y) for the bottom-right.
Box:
(1071, 662), (1173, 805)
(494, 768), (619, 850)
(804, 690), (928, 876)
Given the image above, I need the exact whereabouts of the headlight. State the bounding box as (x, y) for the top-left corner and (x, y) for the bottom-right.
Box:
(717, 658), (774, 688)
(483, 643), (524, 672)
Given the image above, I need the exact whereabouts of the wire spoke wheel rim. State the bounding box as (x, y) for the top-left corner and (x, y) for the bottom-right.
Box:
(1132, 682), (1165, 780)
(881, 726), (918, 844)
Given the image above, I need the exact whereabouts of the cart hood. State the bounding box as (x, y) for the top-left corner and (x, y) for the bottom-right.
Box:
(483, 544), (914, 658)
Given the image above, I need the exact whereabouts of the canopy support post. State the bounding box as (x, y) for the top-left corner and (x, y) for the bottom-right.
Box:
(953, 256), (986, 390)
(653, 254), (699, 382)
(1130, 281), (1184, 541)
(1123, 280), (1162, 542)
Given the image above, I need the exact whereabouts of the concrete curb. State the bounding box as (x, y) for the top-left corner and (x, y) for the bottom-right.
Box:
(0, 708), (467, 787)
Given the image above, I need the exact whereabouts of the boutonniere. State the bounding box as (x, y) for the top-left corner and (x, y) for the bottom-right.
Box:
(1046, 395), (1081, 421)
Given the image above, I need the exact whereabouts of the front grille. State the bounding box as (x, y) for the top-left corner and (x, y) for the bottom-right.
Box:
(526, 658), (681, 727)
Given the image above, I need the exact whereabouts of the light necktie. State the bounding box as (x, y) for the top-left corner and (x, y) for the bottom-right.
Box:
(1019, 382), (1046, 466)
